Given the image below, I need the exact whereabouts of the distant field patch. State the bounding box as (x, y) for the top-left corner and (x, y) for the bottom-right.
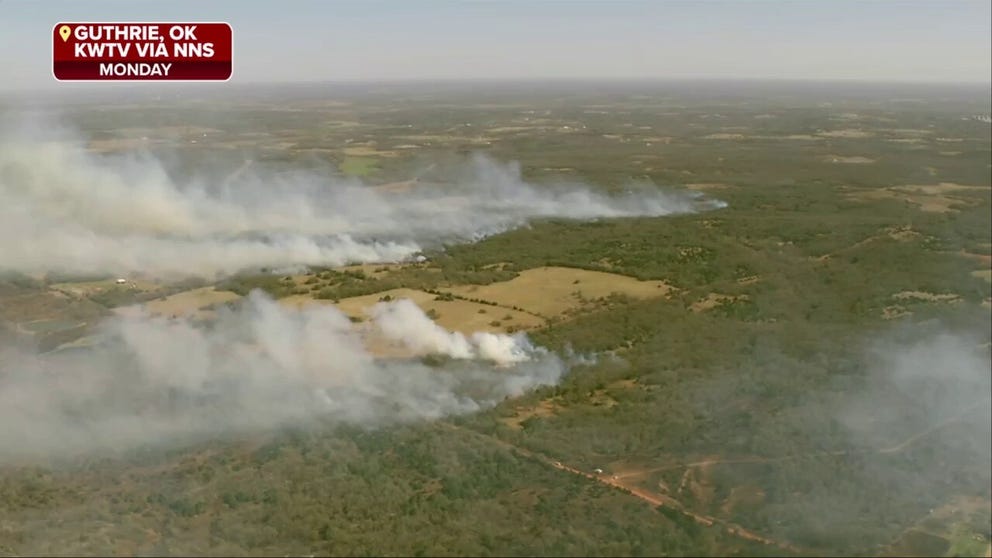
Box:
(343, 146), (398, 158)
(50, 278), (159, 298)
(143, 287), (242, 318)
(20, 318), (84, 334)
(892, 291), (962, 303)
(0, 290), (106, 323)
(281, 287), (542, 335)
(684, 183), (733, 191)
(824, 155), (876, 164)
(487, 126), (545, 133)
(885, 529), (950, 557)
(846, 183), (989, 213)
(817, 129), (873, 138)
(339, 156), (380, 176)
(439, 267), (674, 319)
(702, 133), (745, 140)
(323, 120), (364, 128)
(971, 270), (992, 283)
(956, 250), (992, 267)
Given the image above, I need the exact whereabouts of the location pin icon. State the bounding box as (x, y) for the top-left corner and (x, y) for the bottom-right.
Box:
(59, 25), (71, 42)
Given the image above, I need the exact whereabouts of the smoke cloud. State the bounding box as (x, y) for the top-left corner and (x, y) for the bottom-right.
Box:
(0, 114), (718, 462)
(0, 291), (564, 462)
(840, 327), (991, 457)
(368, 298), (537, 366)
(0, 115), (723, 279)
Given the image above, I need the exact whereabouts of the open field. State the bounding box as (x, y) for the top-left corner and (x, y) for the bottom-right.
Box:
(846, 182), (990, 213)
(141, 287), (243, 319)
(1, 80), (990, 557)
(439, 266), (675, 319)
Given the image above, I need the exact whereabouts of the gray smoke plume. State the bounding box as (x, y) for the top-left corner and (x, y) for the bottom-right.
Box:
(0, 115), (724, 279)
(0, 291), (564, 462)
(840, 327), (991, 458)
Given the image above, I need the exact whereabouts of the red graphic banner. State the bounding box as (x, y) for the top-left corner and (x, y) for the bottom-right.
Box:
(53, 22), (232, 81)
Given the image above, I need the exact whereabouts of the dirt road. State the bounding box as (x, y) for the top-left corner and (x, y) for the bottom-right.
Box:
(439, 423), (802, 553)
(439, 396), (990, 555)
(619, 395), (991, 480)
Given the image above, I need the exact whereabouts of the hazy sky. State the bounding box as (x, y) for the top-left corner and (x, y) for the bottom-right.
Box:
(1, 0), (990, 90)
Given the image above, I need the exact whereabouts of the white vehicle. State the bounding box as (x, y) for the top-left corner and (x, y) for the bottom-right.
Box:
(115, 278), (127, 284)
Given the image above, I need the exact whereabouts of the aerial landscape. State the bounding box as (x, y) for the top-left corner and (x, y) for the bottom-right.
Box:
(1, 1), (990, 557)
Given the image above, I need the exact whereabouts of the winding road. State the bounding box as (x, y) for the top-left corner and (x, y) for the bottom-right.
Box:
(442, 394), (991, 555)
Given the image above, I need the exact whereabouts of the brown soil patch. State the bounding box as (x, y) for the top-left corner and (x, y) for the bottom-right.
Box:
(691, 293), (749, 312)
(892, 291), (962, 303)
(736, 275), (761, 285)
(439, 267), (674, 319)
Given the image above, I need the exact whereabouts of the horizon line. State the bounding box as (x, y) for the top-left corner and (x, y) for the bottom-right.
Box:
(4, 75), (991, 98)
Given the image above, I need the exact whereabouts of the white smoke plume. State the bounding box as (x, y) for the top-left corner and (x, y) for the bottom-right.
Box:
(0, 112), (714, 462)
(368, 298), (538, 365)
(0, 291), (564, 462)
(0, 114), (724, 279)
